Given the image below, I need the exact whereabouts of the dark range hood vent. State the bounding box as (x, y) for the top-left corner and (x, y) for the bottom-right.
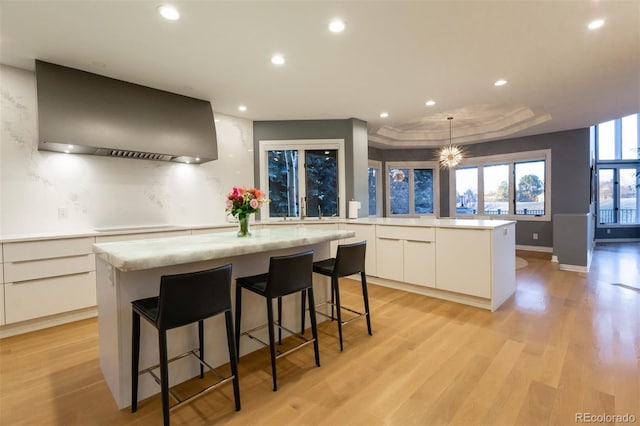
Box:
(35, 60), (218, 163)
(95, 149), (174, 161)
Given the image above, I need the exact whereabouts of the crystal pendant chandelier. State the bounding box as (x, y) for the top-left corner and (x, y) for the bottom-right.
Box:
(439, 116), (462, 168)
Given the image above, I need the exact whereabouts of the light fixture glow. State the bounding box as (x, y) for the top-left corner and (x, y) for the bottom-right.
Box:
(380, 112), (389, 118)
(329, 19), (346, 33)
(158, 5), (180, 21)
(67, 145), (73, 149)
(588, 19), (604, 30)
(271, 54), (285, 65)
(391, 169), (405, 182)
(494, 79), (507, 87)
(195, 157), (200, 161)
(64, 150), (70, 154)
(438, 117), (463, 168)
(425, 100), (436, 106)
(238, 105), (247, 112)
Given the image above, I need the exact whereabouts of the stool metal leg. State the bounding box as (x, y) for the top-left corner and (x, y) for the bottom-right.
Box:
(361, 272), (372, 336)
(234, 283), (242, 361)
(307, 288), (320, 366)
(266, 297), (278, 391)
(224, 310), (241, 411)
(332, 276), (344, 351)
(300, 290), (306, 334)
(158, 330), (170, 426)
(277, 297), (282, 345)
(131, 311), (141, 413)
(198, 320), (205, 378)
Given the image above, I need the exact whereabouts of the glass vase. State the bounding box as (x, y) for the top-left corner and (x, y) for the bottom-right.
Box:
(237, 215), (251, 237)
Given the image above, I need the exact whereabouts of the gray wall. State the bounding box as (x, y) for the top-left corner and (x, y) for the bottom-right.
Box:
(253, 118), (369, 217)
(373, 128), (592, 247)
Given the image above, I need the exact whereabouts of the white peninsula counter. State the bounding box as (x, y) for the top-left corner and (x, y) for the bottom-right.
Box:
(93, 226), (354, 409)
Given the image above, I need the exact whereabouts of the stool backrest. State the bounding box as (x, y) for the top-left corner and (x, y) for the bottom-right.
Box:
(335, 241), (367, 277)
(157, 263), (232, 330)
(266, 250), (314, 297)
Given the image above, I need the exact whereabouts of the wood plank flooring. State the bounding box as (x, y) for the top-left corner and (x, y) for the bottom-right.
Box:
(0, 243), (638, 425)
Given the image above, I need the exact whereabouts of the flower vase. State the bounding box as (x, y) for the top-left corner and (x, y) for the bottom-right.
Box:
(237, 216), (251, 237)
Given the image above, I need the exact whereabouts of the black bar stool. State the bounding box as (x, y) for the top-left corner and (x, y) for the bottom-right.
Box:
(307, 241), (372, 351)
(234, 250), (320, 391)
(131, 264), (240, 426)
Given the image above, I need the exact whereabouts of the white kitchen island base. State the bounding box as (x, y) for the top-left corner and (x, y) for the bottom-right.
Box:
(94, 227), (353, 409)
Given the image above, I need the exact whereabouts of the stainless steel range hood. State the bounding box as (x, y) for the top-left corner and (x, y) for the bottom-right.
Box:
(35, 60), (218, 163)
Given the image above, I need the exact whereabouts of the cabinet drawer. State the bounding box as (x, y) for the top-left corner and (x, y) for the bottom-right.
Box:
(95, 230), (190, 243)
(3, 237), (95, 262)
(404, 240), (436, 287)
(0, 283), (5, 326)
(376, 238), (404, 281)
(5, 254), (95, 283)
(0, 262), (4, 283)
(4, 271), (97, 324)
(376, 225), (435, 242)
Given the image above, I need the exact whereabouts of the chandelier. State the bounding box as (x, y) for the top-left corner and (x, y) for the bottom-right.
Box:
(439, 116), (462, 168)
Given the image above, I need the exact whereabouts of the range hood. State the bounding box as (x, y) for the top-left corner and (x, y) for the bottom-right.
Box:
(35, 60), (218, 163)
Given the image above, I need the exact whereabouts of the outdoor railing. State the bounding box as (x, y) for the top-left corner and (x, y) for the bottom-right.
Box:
(599, 209), (637, 224)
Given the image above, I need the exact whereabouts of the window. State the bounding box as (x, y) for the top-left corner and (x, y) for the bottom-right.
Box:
(259, 139), (346, 220)
(595, 113), (640, 226)
(386, 161), (439, 216)
(449, 150), (551, 221)
(368, 160), (382, 216)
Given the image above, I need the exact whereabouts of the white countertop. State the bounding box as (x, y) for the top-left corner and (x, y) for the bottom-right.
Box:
(93, 226), (355, 272)
(1, 217), (514, 243)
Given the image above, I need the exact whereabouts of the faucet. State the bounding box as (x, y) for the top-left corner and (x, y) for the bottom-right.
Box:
(318, 205), (323, 220)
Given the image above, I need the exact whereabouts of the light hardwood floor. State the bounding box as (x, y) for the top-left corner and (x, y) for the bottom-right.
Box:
(1, 244), (638, 425)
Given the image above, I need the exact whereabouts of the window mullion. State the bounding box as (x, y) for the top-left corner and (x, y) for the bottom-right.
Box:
(409, 168), (415, 215)
(509, 163), (515, 215)
(477, 165), (484, 215)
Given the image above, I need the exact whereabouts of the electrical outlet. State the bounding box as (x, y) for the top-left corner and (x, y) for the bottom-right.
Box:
(532, 232), (538, 240)
(58, 207), (68, 219)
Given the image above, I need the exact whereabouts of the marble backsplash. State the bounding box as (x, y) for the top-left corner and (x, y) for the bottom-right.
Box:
(0, 64), (254, 235)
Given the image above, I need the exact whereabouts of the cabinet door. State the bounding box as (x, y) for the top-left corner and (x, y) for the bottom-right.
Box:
(343, 224), (377, 276)
(376, 238), (403, 281)
(403, 240), (435, 287)
(436, 228), (491, 298)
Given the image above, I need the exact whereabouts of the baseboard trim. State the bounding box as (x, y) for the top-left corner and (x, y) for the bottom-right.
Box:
(559, 264), (589, 273)
(516, 244), (553, 253)
(0, 307), (98, 339)
(551, 255), (558, 263)
(595, 238), (640, 243)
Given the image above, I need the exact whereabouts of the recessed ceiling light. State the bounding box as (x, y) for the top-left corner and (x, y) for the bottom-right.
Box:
(380, 112), (389, 118)
(271, 54), (285, 65)
(588, 19), (604, 30)
(238, 105), (247, 112)
(67, 145), (73, 149)
(425, 100), (436, 106)
(195, 157), (200, 162)
(158, 5), (180, 21)
(494, 79), (508, 87)
(329, 19), (346, 33)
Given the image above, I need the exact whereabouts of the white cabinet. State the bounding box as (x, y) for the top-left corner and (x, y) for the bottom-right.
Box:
(0, 244), (5, 326)
(303, 222), (340, 256)
(375, 237), (404, 281)
(376, 225), (436, 286)
(436, 228), (491, 297)
(341, 223), (377, 276)
(403, 240), (435, 287)
(3, 237), (97, 324)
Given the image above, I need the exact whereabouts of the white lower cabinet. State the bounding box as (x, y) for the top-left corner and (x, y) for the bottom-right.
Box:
(0, 249), (5, 325)
(4, 272), (97, 324)
(375, 237), (404, 281)
(435, 228), (491, 298)
(403, 240), (435, 287)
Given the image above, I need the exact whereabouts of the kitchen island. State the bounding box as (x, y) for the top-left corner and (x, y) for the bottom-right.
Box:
(93, 226), (354, 409)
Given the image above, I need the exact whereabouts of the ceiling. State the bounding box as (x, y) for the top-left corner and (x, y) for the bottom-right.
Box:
(1, 1), (639, 149)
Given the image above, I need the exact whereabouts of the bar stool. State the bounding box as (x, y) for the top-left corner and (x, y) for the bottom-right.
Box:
(234, 250), (320, 391)
(308, 241), (372, 351)
(131, 264), (240, 426)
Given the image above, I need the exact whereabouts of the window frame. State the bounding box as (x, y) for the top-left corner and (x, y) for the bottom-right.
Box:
(385, 161), (439, 217)
(258, 139), (346, 220)
(368, 159), (383, 217)
(449, 149), (552, 221)
(594, 113), (640, 228)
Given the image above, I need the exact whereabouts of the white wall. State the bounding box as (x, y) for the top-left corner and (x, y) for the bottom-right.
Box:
(0, 64), (254, 235)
